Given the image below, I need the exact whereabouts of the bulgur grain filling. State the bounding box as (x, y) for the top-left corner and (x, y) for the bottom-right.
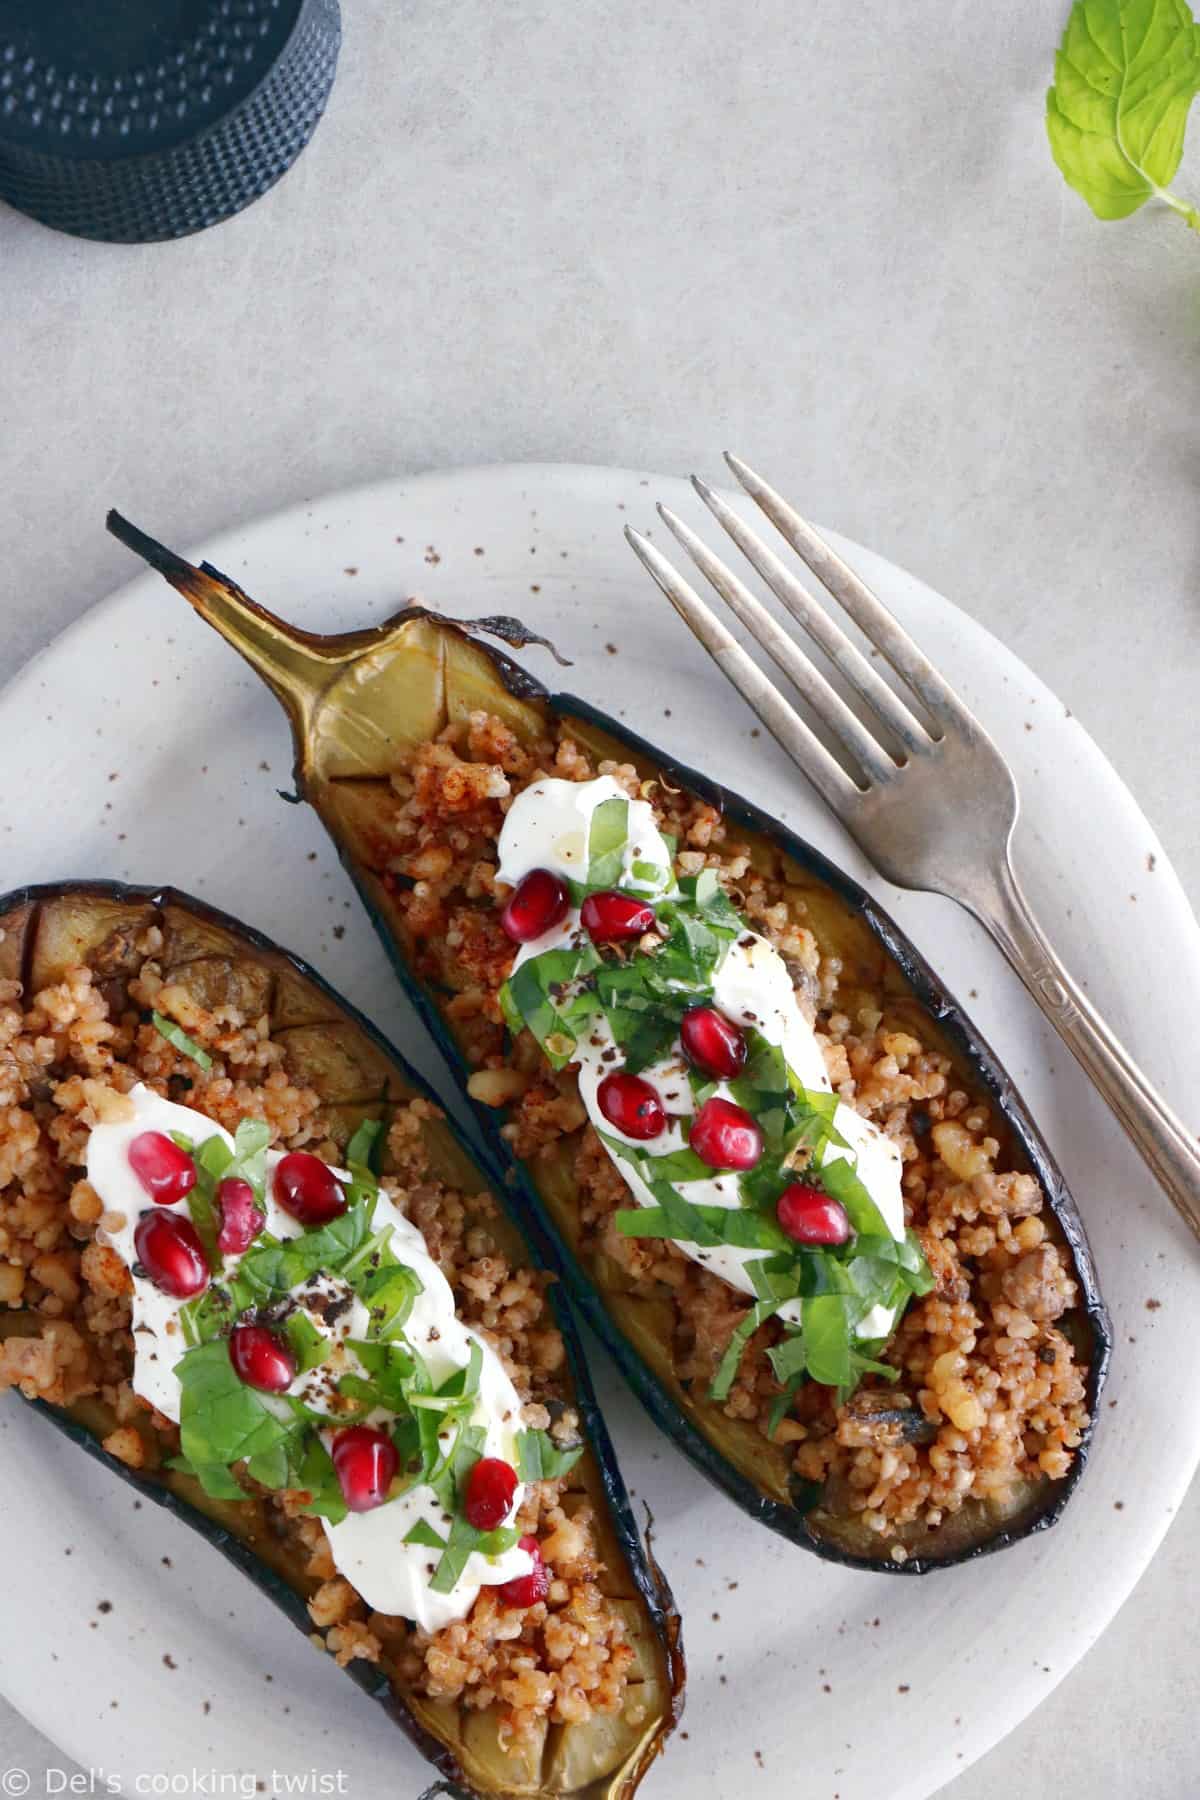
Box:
(0, 914), (640, 1752)
(381, 710), (1092, 1550)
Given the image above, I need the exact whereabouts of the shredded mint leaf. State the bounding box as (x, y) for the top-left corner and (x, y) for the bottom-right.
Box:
(185, 1176), (222, 1273)
(359, 1260), (424, 1339)
(228, 1118), (270, 1201)
(430, 1421), (487, 1515)
(152, 1011), (213, 1070)
(814, 1150), (893, 1241)
(1047, 0), (1200, 231)
(501, 943), (601, 1068)
(177, 1340), (302, 1474)
(710, 1298), (783, 1402)
(587, 796), (630, 888)
(516, 1427), (585, 1482)
(429, 1516), (521, 1595)
(404, 1518), (448, 1550)
(242, 1200), (370, 1297)
(346, 1116), (385, 1174)
(284, 1310), (329, 1374)
(799, 1293), (856, 1390)
(409, 1340), (483, 1412)
(294, 1433), (349, 1524)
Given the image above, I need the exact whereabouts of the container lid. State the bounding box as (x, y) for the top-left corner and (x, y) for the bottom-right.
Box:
(0, 0), (341, 241)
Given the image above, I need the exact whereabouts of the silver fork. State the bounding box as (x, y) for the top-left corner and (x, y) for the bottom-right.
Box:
(626, 453), (1200, 1245)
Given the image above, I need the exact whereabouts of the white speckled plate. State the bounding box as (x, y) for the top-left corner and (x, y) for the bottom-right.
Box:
(1, 464), (1197, 1800)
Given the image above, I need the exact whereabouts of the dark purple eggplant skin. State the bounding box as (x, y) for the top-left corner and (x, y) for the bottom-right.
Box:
(339, 630), (1112, 1575)
(0, 879), (684, 1799)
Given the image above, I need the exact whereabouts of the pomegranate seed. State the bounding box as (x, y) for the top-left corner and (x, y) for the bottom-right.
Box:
(128, 1131), (197, 1206)
(499, 1534), (550, 1608)
(215, 1177), (266, 1257)
(501, 869), (570, 943)
(581, 890), (656, 944)
(464, 1456), (519, 1530)
(228, 1323), (296, 1393)
(273, 1152), (346, 1226)
(133, 1210), (209, 1299)
(689, 1096), (763, 1171)
(680, 1005), (747, 1080)
(597, 1071), (666, 1141)
(331, 1425), (398, 1513)
(776, 1182), (852, 1246)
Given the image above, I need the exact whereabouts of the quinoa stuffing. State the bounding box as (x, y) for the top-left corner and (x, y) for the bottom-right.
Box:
(374, 710), (1092, 1549)
(0, 917), (636, 1751)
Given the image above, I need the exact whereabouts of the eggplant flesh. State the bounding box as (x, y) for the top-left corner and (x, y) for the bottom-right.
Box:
(106, 513), (1112, 1574)
(0, 882), (683, 1800)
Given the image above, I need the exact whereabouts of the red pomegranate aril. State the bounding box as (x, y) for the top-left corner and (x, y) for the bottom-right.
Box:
(776, 1182), (852, 1247)
(499, 1534), (550, 1608)
(273, 1152), (346, 1225)
(464, 1456), (519, 1531)
(689, 1096), (763, 1171)
(229, 1324), (296, 1394)
(580, 889), (656, 944)
(133, 1210), (209, 1299)
(215, 1177), (266, 1257)
(680, 1005), (747, 1080)
(127, 1130), (197, 1206)
(501, 868), (570, 943)
(597, 1071), (666, 1141)
(331, 1425), (398, 1513)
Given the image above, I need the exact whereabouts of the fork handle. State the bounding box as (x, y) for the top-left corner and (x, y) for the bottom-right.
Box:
(975, 857), (1200, 1243)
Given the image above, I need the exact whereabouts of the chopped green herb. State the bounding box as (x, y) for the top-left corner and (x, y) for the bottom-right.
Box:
(177, 1339), (303, 1477)
(284, 1310), (329, 1374)
(587, 796), (630, 888)
(516, 1427), (585, 1482)
(429, 1515), (521, 1594)
(152, 1011), (213, 1070)
(404, 1518), (448, 1550)
(346, 1116), (385, 1174)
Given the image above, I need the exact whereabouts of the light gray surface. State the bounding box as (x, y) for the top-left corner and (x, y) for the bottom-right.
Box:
(0, 3), (1195, 1797)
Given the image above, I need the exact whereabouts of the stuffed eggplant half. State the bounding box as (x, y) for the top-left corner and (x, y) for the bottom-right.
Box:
(0, 883), (682, 1799)
(108, 513), (1111, 1573)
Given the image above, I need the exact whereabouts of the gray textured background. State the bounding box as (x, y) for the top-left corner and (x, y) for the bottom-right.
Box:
(0, 2), (1196, 1795)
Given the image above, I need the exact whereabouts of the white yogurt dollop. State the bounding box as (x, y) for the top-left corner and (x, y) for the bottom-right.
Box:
(497, 777), (907, 1341)
(88, 1084), (532, 1631)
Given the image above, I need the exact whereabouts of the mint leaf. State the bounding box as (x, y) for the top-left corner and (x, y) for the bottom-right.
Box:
(346, 1116), (385, 1174)
(284, 1310), (329, 1374)
(177, 1340), (301, 1472)
(405, 1518), (448, 1550)
(152, 1011), (213, 1071)
(587, 797), (630, 887)
(798, 1293), (855, 1390)
(358, 1260), (424, 1339)
(501, 943), (601, 1068)
(294, 1433), (349, 1524)
(1047, 0), (1200, 231)
(516, 1427), (585, 1481)
(429, 1515), (521, 1595)
(710, 1298), (782, 1402)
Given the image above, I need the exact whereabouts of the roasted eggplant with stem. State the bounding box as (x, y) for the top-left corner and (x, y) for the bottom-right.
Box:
(0, 881), (682, 1800)
(107, 512), (1111, 1574)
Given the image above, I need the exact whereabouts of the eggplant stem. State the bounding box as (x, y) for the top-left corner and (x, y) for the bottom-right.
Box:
(106, 510), (355, 743)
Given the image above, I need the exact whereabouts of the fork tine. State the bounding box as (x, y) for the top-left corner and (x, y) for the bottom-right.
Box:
(623, 526), (862, 814)
(690, 478), (932, 758)
(656, 504), (899, 789)
(724, 453), (973, 732)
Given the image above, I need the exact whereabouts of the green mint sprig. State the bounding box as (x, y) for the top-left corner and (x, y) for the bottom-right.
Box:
(1047, 0), (1200, 233)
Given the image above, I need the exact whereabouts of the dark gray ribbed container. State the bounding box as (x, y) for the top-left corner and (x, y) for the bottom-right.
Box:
(0, 0), (341, 243)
